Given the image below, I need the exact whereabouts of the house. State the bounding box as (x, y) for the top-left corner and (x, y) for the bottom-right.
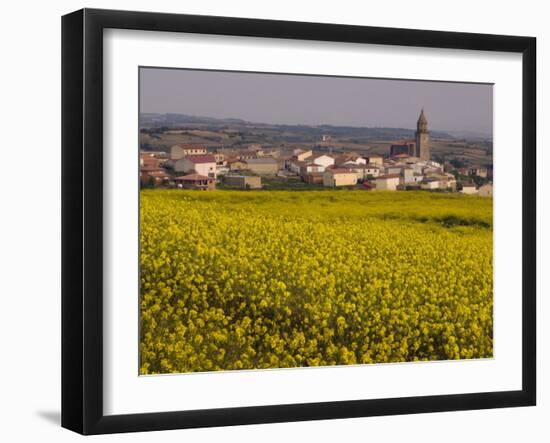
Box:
(140, 167), (170, 186)
(228, 160), (248, 171)
(308, 154), (335, 169)
(224, 175), (262, 189)
(323, 168), (358, 187)
(420, 178), (441, 190)
(245, 157), (279, 175)
(140, 154), (160, 169)
(478, 183), (493, 197)
(289, 160), (307, 174)
(170, 144), (207, 160)
(303, 172), (324, 185)
(401, 167), (415, 183)
(385, 165), (404, 175)
(294, 149), (313, 162)
(174, 154), (217, 177)
(468, 165), (488, 178)
(375, 174), (400, 191)
(366, 154), (384, 167)
(237, 151), (258, 161)
(175, 173), (215, 190)
(213, 152), (225, 164)
(343, 164), (380, 181)
(461, 183), (478, 194)
(300, 163), (325, 176)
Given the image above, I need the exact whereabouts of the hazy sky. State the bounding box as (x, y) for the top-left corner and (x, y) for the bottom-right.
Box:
(140, 67), (493, 135)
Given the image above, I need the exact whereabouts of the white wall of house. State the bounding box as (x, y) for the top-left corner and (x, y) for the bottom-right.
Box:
(375, 176), (400, 190)
(175, 158), (217, 177)
(305, 164), (325, 173)
(323, 171), (357, 187)
(311, 155), (335, 168)
(421, 180), (440, 190)
(367, 156), (384, 166)
(461, 186), (478, 195)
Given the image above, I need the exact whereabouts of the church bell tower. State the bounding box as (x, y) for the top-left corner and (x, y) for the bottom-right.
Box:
(415, 109), (430, 161)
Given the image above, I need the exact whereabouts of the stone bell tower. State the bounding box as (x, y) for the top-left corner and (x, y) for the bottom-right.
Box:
(415, 109), (430, 161)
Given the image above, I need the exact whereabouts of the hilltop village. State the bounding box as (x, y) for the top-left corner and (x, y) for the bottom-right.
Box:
(140, 110), (493, 196)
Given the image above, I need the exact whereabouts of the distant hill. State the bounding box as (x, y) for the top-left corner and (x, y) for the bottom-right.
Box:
(139, 113), (455, 140)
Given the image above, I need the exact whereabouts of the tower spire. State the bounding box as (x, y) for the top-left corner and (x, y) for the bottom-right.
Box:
(415, 108), (430, 161)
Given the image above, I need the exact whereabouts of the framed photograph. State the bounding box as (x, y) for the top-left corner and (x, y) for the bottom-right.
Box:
(61, 8), (536, 435)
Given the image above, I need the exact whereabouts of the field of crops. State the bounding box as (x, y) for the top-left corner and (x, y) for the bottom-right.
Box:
(139, 189), (493, 374)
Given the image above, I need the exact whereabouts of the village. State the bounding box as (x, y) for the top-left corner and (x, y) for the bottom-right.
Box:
(140, 110), (493, 196)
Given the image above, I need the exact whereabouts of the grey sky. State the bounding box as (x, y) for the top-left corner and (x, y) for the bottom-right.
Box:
(140, 67), (493, 135)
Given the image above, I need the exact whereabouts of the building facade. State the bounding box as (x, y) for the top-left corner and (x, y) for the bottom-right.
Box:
(245, 157), (279, 175)
(175, 173), (216, 190)
(170, 144), (208, 160)
(323, 169), (358, 187)
(174, 154), (217, 177)
(375, 174), (400, 191)
(224, 175), (262, 189)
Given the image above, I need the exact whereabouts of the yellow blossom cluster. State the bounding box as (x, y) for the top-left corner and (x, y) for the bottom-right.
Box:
(140, 189), (493, 374)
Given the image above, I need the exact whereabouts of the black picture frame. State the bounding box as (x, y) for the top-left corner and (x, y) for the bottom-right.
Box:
(62, 8), (537, 435)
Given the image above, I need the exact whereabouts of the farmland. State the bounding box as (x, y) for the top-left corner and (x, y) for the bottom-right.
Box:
(139, 189), (493, 374)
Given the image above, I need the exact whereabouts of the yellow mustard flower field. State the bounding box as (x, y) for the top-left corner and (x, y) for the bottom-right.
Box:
(139, 189), (493, 374)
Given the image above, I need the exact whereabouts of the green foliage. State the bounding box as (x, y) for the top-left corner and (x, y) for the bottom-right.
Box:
(140, 190), (493, 374)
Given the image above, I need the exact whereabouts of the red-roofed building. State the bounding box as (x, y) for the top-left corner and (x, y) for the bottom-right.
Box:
(140, 166), (170, 186)
(175, 173), (216, 190)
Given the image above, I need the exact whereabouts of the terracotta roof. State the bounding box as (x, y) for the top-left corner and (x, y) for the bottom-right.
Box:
(140, 166), (163, 172)
(175, 173), (212, 181)
(182, 155), (216, 164)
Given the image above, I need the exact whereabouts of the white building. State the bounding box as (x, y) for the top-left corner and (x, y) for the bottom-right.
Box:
(301, 163), (326, 175)
(174, 154), (217, 178)
(323, 169), (358, 187)
(309, 154), (335, 169)
(420, 179), (441, 190)
(375, 174), (400, 191)
(343, 163), (380, 180)
(461, 183), (478, 195)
